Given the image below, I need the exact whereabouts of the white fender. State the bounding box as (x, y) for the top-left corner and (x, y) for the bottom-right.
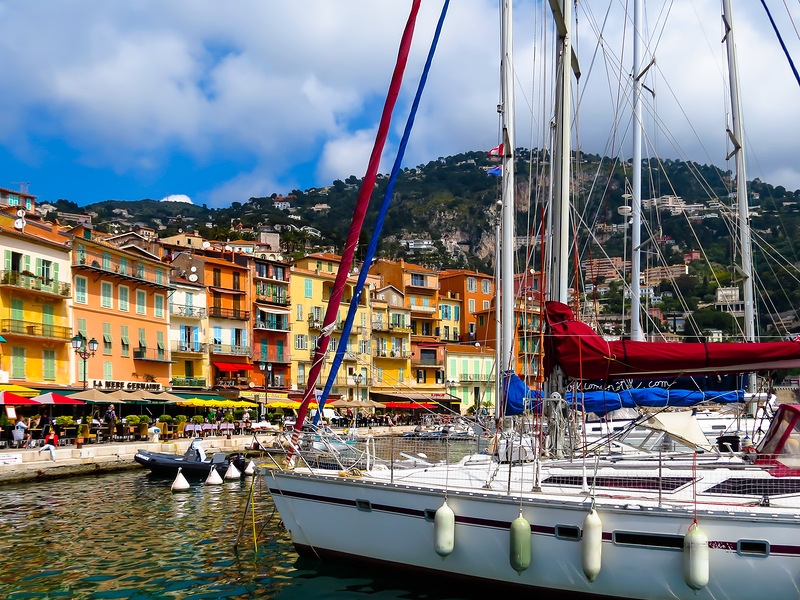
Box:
(683, 522), (710, 591)
(244, 460), (256, 475)
(434, 500), (455, 558)
(509, 515), (531, 574)
(582, 509), (603, 582)
(171, 468), (190, 492)
(224, 462), (242, 480)
(205, 467), (223, 485)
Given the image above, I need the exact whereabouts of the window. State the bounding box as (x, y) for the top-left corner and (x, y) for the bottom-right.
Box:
(119, 257), (127, 275)
(76, 276), (88, 304)
(467, 277), (477, 292)
(11, 347), (25, 379)
(294, 334), (308, 350)
(468, 298), (476, 313)
(233, 272), (241, 290)
(138, 328), (147, 349)
(103, 361), (113, 380)
(482, 279), (491, 293)
(398, 367), (405, 383)
(119, 286), (129, 311)
(137, 262), (145, 279)
(101, 281), (113, 308)
(157, 331), (165, 360)
(443, 325), (450, 340)
(297, 363), (306, 385)
(416, 369), (426, 384)
(77, 318), (88, 340)
(440, 305), (451, 320)
(483, 300), (490, 310)
(304, 278), (313, 298)
(154, 294), (164, 318)
(213, 268), (222, 287)
(296, 304), (303, 321)
(102, 252), (111, 270)
(454, 306), (460, 321)
(43, 349), (56, 381)
(479, 315), (485, 326)
(76, 244), (86, 265)
(411, 274), (425, 286)
(121, 326), (130, 357)
(103, 322), (113, 355)
(136, 290), (146, 315)
(359, 340), (369, 355)
(156, 268), (163, 285)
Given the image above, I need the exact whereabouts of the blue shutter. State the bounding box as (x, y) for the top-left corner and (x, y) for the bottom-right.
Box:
(192, 326), (199, 352)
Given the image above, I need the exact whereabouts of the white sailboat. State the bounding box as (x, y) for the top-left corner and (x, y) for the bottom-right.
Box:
(262, 2), (800, 598)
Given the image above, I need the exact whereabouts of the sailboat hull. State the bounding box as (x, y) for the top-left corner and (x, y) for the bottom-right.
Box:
(265, 468), (800, 600)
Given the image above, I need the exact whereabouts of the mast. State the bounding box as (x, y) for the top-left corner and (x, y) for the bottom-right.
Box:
(630, 0), (644, 341)
(500, 0), (516, 388)
(723, 0), (756, 392)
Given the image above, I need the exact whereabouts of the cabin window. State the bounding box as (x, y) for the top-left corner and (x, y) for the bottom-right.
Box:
(555, 525), (581, 541)
(613, 531), (683, 550)
(355, 499), (372, 512)
(738, 540), (769, 557)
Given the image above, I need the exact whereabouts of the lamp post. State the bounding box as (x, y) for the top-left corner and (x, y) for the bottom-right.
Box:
(446, 379), (457, 399)
(71, 335), (99, 390)
(354, 373), (363, 402)
(266, 362), (273, 388)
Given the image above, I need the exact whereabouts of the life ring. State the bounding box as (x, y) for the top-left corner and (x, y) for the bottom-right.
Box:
(442, 415), (451, 424)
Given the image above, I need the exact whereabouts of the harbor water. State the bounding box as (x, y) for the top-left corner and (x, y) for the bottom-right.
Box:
(0, 469), (490, 599)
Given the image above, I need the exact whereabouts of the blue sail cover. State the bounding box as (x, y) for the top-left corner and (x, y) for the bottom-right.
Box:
(503, 373), (744, 416)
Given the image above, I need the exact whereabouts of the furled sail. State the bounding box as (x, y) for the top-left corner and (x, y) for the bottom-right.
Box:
(545, 301), (800, 381)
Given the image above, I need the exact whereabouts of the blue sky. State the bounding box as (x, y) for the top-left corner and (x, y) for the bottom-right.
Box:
(0, 1), (798, 208)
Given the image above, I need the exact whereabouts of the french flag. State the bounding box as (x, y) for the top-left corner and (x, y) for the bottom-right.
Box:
(488, 143), (504, 156)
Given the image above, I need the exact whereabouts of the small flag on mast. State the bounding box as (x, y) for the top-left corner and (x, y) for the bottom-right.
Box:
(487, 165), (502, 177)
(488, 143), (504, 156)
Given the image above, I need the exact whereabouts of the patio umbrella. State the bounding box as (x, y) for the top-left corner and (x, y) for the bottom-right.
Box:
(102, 390), (133, 403)
(0, 384), (39, 397)
(146, 391), (184, 404)
(68, 388), (114, 403)
(0, 391), (41, 405)
(31, 392), (87, 405)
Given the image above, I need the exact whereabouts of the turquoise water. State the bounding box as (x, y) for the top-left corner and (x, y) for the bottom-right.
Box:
(0, 471), (481, 599)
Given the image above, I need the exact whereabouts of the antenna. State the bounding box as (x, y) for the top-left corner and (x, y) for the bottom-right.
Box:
(12, 182), (30, 194)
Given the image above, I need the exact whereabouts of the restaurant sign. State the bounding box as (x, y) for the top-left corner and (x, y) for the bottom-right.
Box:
(91, 379), (163, 392)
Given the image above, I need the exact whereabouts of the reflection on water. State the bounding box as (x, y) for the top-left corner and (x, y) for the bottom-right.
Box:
(0, 471), (483, 599)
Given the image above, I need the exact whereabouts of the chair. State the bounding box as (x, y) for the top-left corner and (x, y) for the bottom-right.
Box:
(138, 423), (149, 440)
(11, 429), (25, 448)
(81, 424), (98, 444)
(175, 421), (186, 438)
(158, 422), (172, 440)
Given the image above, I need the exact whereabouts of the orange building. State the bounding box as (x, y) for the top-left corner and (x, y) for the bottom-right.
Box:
(439, 269), (495, 343)
(250, 254), (292, 389)
(71, 229), (172, 390)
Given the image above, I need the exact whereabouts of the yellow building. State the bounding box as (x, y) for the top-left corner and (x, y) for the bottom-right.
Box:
(0, 212), (73, 387)
(290, 253), (370, 400)
(369, 284), (412, 398)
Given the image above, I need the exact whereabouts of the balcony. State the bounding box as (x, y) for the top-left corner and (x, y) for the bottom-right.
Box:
(171, 377), (207, 388)
(133, 347), (172, 362)
(170, 341), (208, 354)
(411, 356), (444, 368)
(255, 292), (290, 306)
(373, 348), (410, 359)
(372, 321), (390, 331)
(215, 377), (252, 387)
(459, 373), (495, 383)
(0, 270), (71, 298)
(252, 352), (292, 364)
(170, 304), (207, 319)
(208, 306), (250, 320)
(254, 319), (290, 332)
(0, 319), (73, 341)
(410, 304), (437, 315)
(211, 343), (251, 356)
(72, 252), (171, 289)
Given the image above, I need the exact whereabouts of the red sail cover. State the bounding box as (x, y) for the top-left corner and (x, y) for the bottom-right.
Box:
(545, 301), (800, 381)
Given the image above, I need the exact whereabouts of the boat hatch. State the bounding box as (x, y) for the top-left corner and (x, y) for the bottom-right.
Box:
(541, 475), (692, 492)
(613, 531), (683, 550)
(705, 479), (800, 496)
(738, 540), (769, 557)
(554, 525), (581, 541)
(355, 499), (372, 512)
(423, 508), (437, 522)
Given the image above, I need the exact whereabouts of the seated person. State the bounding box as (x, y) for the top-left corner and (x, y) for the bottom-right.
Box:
(14, 417), (32, 448)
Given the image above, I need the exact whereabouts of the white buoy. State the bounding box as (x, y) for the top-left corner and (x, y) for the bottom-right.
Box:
(434, 500), (455, 558)
(171, 468), (190, 492)
(683, 521), (710, 591)
(205, 467), (223, 485)
(224, 462), (242, 480)
(244, 460), (256, 475)
(582, 509), (603, 582)
(509, 514), (531, 574)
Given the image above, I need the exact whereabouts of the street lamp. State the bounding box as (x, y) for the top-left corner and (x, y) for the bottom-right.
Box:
(71, 335), (99, 390)
(266, 362), (273, 387)
(354, 373), (363, 401)
(446, 379), (457, 398)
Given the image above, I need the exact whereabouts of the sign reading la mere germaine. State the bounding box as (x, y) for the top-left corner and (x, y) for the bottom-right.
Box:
(91, 380), (163, 392)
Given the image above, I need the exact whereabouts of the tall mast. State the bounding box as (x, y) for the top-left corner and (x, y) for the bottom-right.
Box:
(500, 0), (516, 384)
(630, 0), (644, 341)
(549, 0), (573, 304)
(723, 0), (756, 392)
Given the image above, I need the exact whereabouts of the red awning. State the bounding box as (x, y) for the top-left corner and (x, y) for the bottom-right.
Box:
(213, 362), (254, 371)
(381, 402), (438, 409)
(208, 287), (246, 295)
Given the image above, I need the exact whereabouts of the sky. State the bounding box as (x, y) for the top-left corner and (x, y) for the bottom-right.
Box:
(0, 1), (798, 208)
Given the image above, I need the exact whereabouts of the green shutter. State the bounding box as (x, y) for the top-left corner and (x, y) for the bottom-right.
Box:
(43, 349), (56, 380)
(78, 318), (87, 338)
(139, 328), (146, 347)
(11, 347), (25, 379)
(42, 305), (54, 325)
(11, 298), (23, 321)
(103, 322), (113, 342)
(53, 262), (59, 282)
(4, 250), (10, 271)
(35, 257), (42, 277)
